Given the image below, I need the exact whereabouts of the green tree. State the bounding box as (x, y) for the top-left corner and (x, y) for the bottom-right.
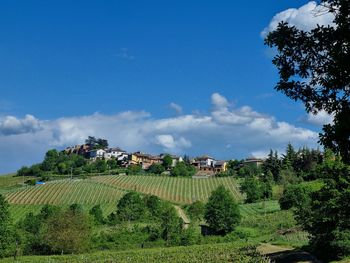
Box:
(43, 209), (91, 254)
(117, 192), (145, 221)
(241, 176), (263, 203)
(147, 163), (165, 175)
(279, 184), (311, 210)
(296, 159), (350, 260)
(204, 185), (240, 235)
(0, 194), (15, 258)
(69, 203), (83, 214)
(187, 201), (205, 221)
(144, 195), (162, 218)
(89, 205), (104, 224)
(282, 143), (297, 170)
(126, 164), (143, 175)
(160, 204), (182, 245)
(265, 1), (350, 164)
(262, 150), (281, 182)
(162, 155), (173, 170)
(171, 162), (196, 177)
(41, 149), (59, 171)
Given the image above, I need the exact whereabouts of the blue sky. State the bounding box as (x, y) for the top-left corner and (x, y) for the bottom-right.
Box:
(0, 1), (335, 173)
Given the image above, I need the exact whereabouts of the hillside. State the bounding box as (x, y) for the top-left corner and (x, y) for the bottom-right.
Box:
(4, 175), (242, 207)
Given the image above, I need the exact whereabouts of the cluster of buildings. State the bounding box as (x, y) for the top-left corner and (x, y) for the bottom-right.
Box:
(64, 144), (264, 175)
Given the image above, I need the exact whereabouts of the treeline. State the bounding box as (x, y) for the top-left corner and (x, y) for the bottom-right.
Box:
(238, 143), (324, 204)
(0, 185), (242, 258)
(16, 149), (197, 181)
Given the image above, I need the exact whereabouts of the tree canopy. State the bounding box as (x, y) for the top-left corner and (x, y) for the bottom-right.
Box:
(204, 185), (240, 235)
(265, 0), (350, 163)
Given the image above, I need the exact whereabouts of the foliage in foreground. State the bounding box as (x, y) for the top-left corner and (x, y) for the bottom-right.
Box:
(204, 185), (240, 235)
(296, 159), (350, 261)
(1, 243), (270, 263)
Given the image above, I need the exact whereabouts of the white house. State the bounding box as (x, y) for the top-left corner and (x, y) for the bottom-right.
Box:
(88, 149), (106, 159)
(105, 147), (128, 161)
(196, 155), (216, 167)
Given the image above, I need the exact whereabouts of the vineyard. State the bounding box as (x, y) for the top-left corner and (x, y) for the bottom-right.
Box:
(4, 175), (242, 208)
(1, 242), (269, 263)
(5, 179), (127, 205)
(91, 175), (242, 203)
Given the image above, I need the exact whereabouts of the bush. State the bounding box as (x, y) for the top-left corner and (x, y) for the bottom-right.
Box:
(147, 163), (165, 175)
(279, 184), (311, 210)
(224, 227), (259, 242)
(117, 192), (146, 221)
(186, 201), (205, 221)
(171, 162), (196, 177)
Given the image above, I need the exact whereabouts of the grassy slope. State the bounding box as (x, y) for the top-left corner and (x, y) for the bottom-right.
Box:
(0, 174), (36, 195)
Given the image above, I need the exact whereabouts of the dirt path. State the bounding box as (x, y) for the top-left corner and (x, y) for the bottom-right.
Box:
(258, 243), (322, 263)
(174, 205), (190, 225)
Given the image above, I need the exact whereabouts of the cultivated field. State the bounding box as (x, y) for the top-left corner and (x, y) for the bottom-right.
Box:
(91, 175), (242, 203)
(4, 175), (242, 207)
(5, 179), (127, 205)
(1, 242), (269, 263)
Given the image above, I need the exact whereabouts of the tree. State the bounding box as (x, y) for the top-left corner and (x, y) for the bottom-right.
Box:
(204, 185), (240, 235)
(0, 194), (15, 258)
(126, 164), (143, 175)
(69, 203), (83, 214)
(117, 192), (145, 221)
(43, 209), (91, 254)
(187, 201), (205, 221)
(171, 162), (196, 177)
(160, 204), (182, 245)
(162, 155), (173, 170)
(89, 205), (105, 224)
(241, 175), (263, 203)
(282, 143), (297, 170)
(147, 163), (165, 175)
(295, 159), (350, 260)
(279, 184), (311, 210)
(265, 1), (350, 164)
(41, 149), (59, 171)
(144, 195), (162, 218)
(85, 136), (109, 149)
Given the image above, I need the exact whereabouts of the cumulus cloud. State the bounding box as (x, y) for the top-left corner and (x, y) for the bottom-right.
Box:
(0, 93), (320, 174)
(211, 93), (229, 109)
(261, 1), (334, 37)
(0, 114), (41, 135)
(155, 134), (191, 152)
(305, 110), (334, 126)
(169, 103), (183, 115)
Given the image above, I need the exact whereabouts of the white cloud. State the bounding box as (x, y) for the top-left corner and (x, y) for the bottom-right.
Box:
(305, 110), (334, 126)
(0, 114), (41, 135)
(0, 93), (320, 173)
(155, 134), (191, 152)
(261, 1), (334, 37)
(169, 103), (183, 115)
(211, 93), (229, 109)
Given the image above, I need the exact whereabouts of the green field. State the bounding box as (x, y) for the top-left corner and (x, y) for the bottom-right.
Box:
(0, 174), (36, 195)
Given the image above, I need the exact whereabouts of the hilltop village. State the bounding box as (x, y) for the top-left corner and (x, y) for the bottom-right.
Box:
(63, 137), (263, 176)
